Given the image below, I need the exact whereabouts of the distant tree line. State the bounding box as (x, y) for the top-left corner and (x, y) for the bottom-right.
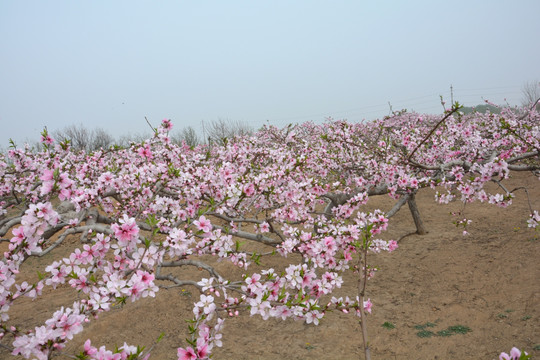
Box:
(459, 81), (539, 115)
(52, 125), (116, 152)
(15, 118), (253, 153)
(521, 80), (540, 110)
(459, 104), (502, 115)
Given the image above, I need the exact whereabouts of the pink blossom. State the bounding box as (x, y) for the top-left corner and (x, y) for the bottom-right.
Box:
(11, 226), (25, 242)
(178, 346), (197, 360)
(527, 210), (539, 228)
(111, 215), (139, 248)
(243, 183), (255, 196)
(194, 294), (216, 316)
(162, 118), (173, 131)
(197, 342), (209, 359)
(363, 298), (372, 314)
(40, 180), (55, 196)
(57, 173), (73, 188)
(41, 134), (54, 145)
(138, 144), (153, 159)
(304, 310), (323, 325)
(58, 188), (72, 201)
(194, 216), (212, 233)
(40, 169), (54, 182)
(259, 222), (270, 233)
(83, 339), (97, 356)
(509, 348), (524, 358)
(388, 240), (398, 252)
(499, 347), (526, 360)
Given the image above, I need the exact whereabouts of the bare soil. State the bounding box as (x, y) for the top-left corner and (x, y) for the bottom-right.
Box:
(2, 172), (539, 360)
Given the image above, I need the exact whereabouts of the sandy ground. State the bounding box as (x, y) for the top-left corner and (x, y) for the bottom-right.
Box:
(2, 172), (539, 360)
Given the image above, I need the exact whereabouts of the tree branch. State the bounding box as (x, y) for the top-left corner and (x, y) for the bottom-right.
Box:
(407, 106), (460, 162)
(212, 225), (281, 245)
(386, 193), (411, 218)
(161, 259), (222, 279)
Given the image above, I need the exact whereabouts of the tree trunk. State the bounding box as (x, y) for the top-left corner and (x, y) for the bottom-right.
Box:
(407, 193), (427, 235)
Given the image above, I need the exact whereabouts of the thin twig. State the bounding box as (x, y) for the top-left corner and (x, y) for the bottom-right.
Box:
(407, 106), (460, 162)
(145, 116), (156, 133)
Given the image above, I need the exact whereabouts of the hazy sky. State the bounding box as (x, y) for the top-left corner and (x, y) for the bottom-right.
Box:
(1, 0), (539, 147)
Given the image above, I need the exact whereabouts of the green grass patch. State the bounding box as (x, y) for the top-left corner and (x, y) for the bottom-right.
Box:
(414, 322), (437, 330)
(416, 330), (435, 338)
(436, 329), (453, 337)
(414, 322), (471, 338)
(447, 325), (471, 334)
(382, 321), (395, 329)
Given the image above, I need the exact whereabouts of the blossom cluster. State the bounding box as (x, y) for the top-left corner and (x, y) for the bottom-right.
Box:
(0, 107), (537, 359)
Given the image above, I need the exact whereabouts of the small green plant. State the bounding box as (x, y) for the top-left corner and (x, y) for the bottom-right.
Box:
(533, 344), (540, 351)
(447, 325), (471, 334)
(382, 322), (395, 329)
(497, 313), (508, 319)
(521, 315), (532, 321)
(304, 342), (315, 350)
(414, 322), (471, 338)
(437, 329), (453, 337)
(414, 322), (437, 330)
(416, 330), (435, 338)
(180, 289), (192, 297)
